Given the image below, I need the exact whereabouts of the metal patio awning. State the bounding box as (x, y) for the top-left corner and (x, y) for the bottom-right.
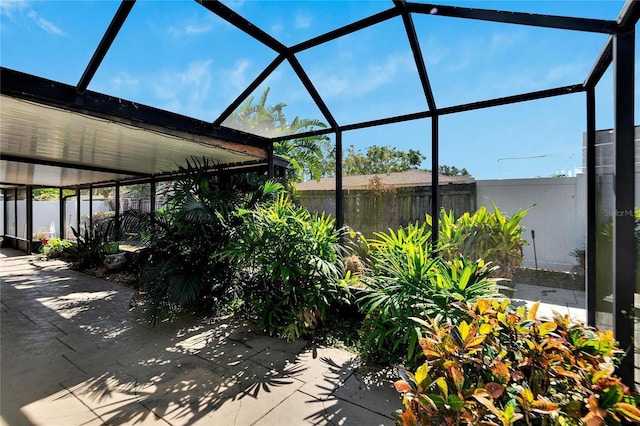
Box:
(0, 68), (272, 189)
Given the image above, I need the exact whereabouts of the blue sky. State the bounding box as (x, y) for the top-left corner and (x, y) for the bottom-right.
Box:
(0, 0), (635, 179)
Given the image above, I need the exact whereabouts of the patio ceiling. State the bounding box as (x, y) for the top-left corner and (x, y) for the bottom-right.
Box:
(0, 68), (270, 189)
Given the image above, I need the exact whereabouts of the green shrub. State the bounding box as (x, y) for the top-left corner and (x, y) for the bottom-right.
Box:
(125, 158), (277, 324)
(68, 219), (115, 269)
(358, 221), (504, 365)
(221, 193), (350, 341)
(393, 299), (640, 426)
(431, 203), (529, 279)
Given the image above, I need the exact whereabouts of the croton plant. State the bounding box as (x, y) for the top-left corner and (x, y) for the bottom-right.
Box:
(394, 299), (640, 425)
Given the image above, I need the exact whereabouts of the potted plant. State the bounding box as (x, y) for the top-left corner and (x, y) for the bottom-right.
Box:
(33, 229), (49, 248)
(41, 237), (73, 259)
(103, 241), (126, 270)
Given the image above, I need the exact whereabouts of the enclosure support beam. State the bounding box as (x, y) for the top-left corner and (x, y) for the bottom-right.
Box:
(13, 189), (17, 244)
(115, 183), (121, 241)
(76, 188), (81, 239)
(26, 186), (33, 254)
(59, 188), (64, 240)
(2, 189), (6, 241)
(77, 0), (136, 94)
(336, 130), (344, 231)
(431, 115), (439, 246)
(612, 27), (636, 387)
(585, 87), (597, 327)
(150, 179), (156, 216)
(89, 185), (94, 231)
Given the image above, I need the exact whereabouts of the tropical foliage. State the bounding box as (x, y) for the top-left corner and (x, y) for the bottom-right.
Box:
(221, 192), (350, 341)
(39, 237), (73, 258)
(358, 221), (504, 365)
(226, 87), (330, 183)
(68, 216), (118, 269)
(394, 299), (640, 426)
(431, 203), (529, 279)
(121, 158), (278, 324)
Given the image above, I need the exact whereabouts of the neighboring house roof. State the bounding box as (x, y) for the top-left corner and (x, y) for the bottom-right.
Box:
(295, 169), (475, 191)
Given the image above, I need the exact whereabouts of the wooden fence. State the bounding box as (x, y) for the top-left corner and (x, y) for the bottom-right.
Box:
(297, 183), (477, 238)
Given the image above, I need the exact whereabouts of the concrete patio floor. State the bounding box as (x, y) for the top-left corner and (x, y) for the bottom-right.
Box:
(0, 250), (399, 426)
(0, 249), (587, 426)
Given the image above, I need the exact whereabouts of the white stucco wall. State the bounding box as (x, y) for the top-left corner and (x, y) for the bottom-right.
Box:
(477, 176), (586, 272)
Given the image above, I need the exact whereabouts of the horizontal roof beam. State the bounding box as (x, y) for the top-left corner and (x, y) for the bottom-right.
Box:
(437, 84), (585, 115)
(1, 154), (147, 178)
(408, 3), (618, 34)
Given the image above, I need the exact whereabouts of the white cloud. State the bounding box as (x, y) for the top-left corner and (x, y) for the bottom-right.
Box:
(423, 35), (450, 66)
(489, 30), (527, 55)
(225, 59), (251, 91)
(151, 60), (215, 118)
(294, 12), (311, 29)
(222, 0), (245, 9)
(311, 51), (414, 99)
(154, 60), (212, 99)
(110, 72), (139, 91)
(1, 1), (65, 36)
(184, 23), (212, 35)
(270, 22), (284, 37)
(168, 20), (213, 38)
(27, 10), (65, 35)
(545, 63), (585, 84)
(0, 0), (28, 17)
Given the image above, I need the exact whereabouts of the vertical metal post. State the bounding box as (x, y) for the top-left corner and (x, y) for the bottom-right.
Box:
(586, 87), (597, 327)
(612, 28), (635, 386)
(431, 115), (439, 246)
(89, 185), (93, 230)
(14, 188), (17, 241)
(267, 143), (275, 179)
(115, 183), (121, 240)
(76, 187), (81, 235)
(150, 178), (156, 215)
(26, 186), (33, 254)
(2, 189), (6, 242)
(335, 130), (344, 230)
(59, 188), (64, 239)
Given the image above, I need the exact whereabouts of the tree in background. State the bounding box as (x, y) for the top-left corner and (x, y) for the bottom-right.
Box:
(32, 188), (75, 201)
(438, 165), (469, 176)
(318, 144), (470, 178)
(342, 145), (425, 176)
(227, 88), (329, 183)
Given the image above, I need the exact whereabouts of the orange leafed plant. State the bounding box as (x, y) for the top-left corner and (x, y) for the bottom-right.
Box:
(393, 299), (640, 425)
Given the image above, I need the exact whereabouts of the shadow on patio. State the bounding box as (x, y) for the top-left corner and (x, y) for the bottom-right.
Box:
(0, 251), (398, 426)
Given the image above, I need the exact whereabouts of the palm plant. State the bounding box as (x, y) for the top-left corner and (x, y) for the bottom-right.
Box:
(226, 87), (330, 183)
(124, 157), (282, 324)
(221, 193), (349, 340)
(431, 203), (529, 279)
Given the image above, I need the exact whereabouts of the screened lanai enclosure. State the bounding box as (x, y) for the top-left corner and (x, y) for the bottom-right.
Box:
(1, 0), (639, 384)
